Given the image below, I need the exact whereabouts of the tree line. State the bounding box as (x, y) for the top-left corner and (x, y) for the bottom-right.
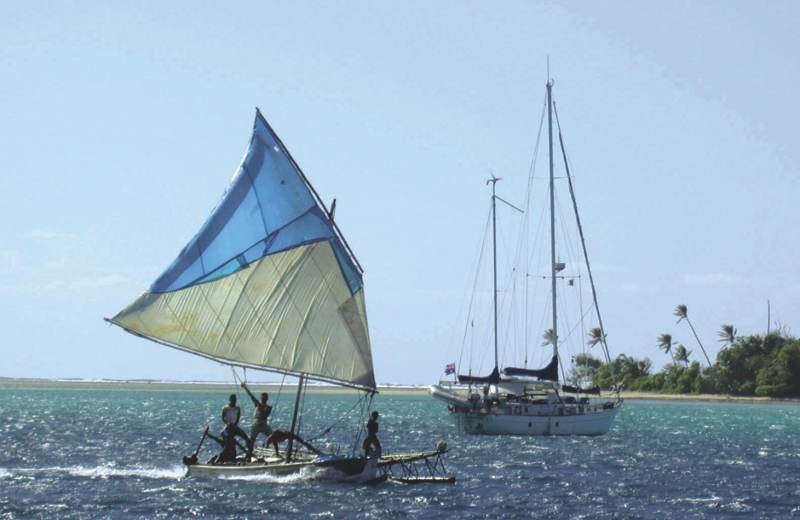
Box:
(570, 305), (800, 398)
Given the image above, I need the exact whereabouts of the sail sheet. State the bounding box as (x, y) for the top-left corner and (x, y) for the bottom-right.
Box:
(109, 110), (375, 390)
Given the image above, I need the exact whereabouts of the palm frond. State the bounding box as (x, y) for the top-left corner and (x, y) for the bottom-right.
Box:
(717, 324), (736, 344)
(656, 333), (673, 354)
(586, 327), (606, 348)
(674, 344), (691, 364)
(542, 328), (554, 347)
(674, 304), (688, 323)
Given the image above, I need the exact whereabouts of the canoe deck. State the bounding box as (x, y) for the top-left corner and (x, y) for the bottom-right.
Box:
(185, 448), (455, 483)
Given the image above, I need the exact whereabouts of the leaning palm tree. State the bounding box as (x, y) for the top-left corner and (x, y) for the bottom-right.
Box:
(673, 344), (691, 366)
(586, 327), (606, 348)
(657, 333), (675, 363)
(542, 328), (554, 347)
(717, 324), (736, 346)
(674, 304), (712, 367)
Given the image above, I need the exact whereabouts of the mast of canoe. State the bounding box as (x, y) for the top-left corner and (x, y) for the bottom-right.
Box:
(286, 373), (306, 462)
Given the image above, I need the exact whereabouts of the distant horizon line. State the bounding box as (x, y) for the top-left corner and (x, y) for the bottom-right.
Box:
(0, 376), (433, 388)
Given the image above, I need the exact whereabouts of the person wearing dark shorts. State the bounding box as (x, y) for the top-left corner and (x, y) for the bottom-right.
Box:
(362, 411), (381, 456)
(240, 382), (273, 456)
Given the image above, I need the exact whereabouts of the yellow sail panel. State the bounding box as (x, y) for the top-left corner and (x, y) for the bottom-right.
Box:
(111, 241), (375, 389)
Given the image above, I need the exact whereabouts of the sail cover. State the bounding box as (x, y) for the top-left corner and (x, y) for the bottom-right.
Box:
(109, 110), (375, 390)
(457, 367), (500, 385)
(503, 356), (559, 382)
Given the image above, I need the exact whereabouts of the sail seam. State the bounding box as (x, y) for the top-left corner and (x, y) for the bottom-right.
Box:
(211, 270), (248, 357)
(106, 318), (376, 391)
(303, 241), (373, 386)
(152, 208), (326, 294)
(255, 109), (364, 275)
(261, 244), (331, 376)
(210, 266), (259, 361)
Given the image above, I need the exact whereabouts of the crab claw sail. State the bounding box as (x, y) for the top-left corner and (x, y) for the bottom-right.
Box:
(108, 110), (375, 391)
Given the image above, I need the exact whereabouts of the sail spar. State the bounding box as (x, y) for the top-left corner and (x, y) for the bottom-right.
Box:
(108, 110), (375, 391)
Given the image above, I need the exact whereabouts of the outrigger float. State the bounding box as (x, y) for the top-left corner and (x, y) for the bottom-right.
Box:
(107, 109), (455, 485)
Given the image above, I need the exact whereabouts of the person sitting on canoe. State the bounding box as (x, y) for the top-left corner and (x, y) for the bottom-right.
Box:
(240, 382), (273, 456)
(362, 411), (381, 457)
(206, 429), (240, 464)
(221, 393), (250, 448)
(264, 430), (322, 459)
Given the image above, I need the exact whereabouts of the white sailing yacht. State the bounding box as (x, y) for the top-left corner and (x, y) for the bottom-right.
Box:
(107, 109), (451, 482)
(430, 80), (621, 436)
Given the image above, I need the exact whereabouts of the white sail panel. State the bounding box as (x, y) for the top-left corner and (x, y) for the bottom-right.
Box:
(111, 240), (374, 389)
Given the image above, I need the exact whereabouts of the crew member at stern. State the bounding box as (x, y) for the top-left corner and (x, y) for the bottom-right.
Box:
(362, 411), (381, 456)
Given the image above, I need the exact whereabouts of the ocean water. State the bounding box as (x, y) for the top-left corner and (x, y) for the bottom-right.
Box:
(1, 385), (799, 519)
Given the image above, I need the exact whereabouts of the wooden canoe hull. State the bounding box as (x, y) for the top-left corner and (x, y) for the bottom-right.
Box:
(186, 455), (376, 480)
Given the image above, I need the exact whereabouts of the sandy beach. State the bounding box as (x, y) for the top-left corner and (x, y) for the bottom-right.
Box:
(2, 378), (798, 404)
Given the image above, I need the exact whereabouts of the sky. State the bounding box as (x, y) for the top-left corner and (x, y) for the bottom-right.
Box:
(1, 1), (798, 384)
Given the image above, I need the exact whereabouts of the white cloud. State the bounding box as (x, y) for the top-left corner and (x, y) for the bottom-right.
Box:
(0, 250), (21, 271)
(37, 274), (131, 294)
(71, 274), (131, 291)
(29, 230), (78, 241)
(681, 272), (748, 287)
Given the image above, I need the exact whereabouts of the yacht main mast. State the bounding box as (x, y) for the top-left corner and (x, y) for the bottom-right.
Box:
(547, 79), (559, 376)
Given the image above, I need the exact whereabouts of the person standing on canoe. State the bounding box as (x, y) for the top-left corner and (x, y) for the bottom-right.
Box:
(240, 382), (273, 456)
(221, 393), (250, 448)
(362, 411), (381, 456)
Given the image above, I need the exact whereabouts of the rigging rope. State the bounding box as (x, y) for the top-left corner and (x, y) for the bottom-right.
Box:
(457, 201), (493, 376)
(306, 391), (368, 442)
(553, 99), (618, 395)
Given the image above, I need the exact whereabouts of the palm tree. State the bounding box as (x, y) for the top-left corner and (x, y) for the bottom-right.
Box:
(542, 328), (554, 347)
(586, 327), (606, 348)
(717, 324), (736, 346)
(657, 333), (675, 363)
(673, 344), (691, 366)
(674, 304), (712, 367)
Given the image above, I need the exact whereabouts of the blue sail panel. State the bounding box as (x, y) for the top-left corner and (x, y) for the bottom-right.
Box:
(150, 110), (361, 294)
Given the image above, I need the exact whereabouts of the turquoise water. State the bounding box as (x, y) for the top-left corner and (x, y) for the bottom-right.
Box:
(1, 386), (799, 519)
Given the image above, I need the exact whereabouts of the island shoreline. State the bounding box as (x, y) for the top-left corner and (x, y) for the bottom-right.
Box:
(2, 378), (798, 404)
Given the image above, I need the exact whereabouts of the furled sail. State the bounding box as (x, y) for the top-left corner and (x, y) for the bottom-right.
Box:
(108, 110), (375, 390)
(502, 355), (559, 382)
(457, 367), (500, 385)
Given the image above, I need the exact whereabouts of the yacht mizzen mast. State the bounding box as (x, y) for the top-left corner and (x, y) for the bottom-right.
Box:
(487, 175), (501, 373)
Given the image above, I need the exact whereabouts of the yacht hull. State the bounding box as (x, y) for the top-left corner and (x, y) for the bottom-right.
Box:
(455, 406), (618, 436)
(430, 384), (620, 436)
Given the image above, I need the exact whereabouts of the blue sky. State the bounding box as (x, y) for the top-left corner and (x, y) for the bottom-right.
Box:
(1, 1), (798, 383)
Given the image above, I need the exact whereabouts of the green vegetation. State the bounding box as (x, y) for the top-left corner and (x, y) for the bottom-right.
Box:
(573, 332), (800, 398)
